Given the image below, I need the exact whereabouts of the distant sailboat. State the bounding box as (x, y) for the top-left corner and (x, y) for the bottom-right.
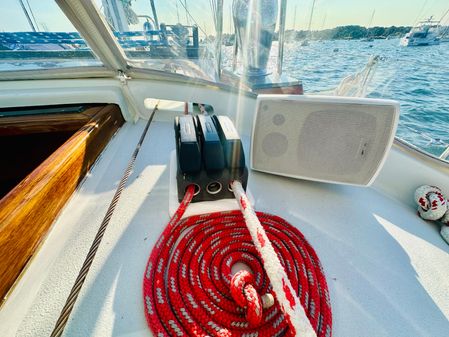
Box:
(301, 0), (316, 46)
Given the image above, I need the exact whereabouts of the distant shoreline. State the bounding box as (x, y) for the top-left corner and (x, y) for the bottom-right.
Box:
(286, 25), (412, 41)
(222, 25), (414, 42)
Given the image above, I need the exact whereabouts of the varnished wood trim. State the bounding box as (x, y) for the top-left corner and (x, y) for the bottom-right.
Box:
(0, 106), (102, 136)
(0, 104), (124, 303)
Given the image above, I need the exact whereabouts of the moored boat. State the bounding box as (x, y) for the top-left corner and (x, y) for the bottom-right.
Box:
(400, 17), (441, 46)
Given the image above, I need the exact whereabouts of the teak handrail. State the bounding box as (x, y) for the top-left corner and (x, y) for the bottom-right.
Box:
(0, 104), (124, 304)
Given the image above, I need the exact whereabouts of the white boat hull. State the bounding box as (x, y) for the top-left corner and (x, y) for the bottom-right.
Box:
(400, 35), (440, 46)
(400, 18), (441, 47)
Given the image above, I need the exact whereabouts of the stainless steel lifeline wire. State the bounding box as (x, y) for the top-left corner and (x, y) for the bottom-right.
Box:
(51, 101), (160, 337)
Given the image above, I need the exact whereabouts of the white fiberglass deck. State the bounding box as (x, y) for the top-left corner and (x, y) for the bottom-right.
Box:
(2, 116), (449, 337)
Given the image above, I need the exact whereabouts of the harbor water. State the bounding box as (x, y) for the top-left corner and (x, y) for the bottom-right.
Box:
(1, 37), (448, 158)
(224, 38), (449, 158)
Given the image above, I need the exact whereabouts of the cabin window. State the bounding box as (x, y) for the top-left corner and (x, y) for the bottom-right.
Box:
(92, 1), (449, 160)
(92, 0), (214, 80)
(0, 0), (102, 71)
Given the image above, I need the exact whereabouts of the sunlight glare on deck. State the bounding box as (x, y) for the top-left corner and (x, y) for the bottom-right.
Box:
(373, 213), (449, 319)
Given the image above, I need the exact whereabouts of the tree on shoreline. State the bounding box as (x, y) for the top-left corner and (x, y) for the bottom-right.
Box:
(286, 25), (411, 40)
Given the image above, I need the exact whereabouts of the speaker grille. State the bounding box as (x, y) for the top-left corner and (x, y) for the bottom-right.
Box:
(252, 97), (398, 186)
(262, 132), (288, 157)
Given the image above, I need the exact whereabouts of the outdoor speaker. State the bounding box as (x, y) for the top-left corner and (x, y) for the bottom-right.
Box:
(251, 95), (400, 186)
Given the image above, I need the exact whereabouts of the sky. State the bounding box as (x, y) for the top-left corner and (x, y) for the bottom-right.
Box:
(1, 0), (448, 34)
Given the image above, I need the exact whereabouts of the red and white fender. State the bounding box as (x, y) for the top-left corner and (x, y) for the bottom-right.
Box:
(414, 185), (449, 244)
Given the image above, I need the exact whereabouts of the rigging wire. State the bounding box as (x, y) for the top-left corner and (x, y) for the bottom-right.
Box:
(176, 0), (208, 36)
(439, 8), (449, 22)
(50, 102), (160, 337)
(439, 8), (449, 35)
(411, 0), (442, 26)
(175, 0), (180, 23)
(24, 0), (39, 32)
(184, 0), (190, 25)
(17, 0), (36, 32)
(306, 0), (316, 39)
(412, 0), (429, 25)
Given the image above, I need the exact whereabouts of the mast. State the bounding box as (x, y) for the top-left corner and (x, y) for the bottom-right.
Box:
(366, 9), (375, 38)
(307, 0), (316, 39)
(149, 0), (159, 29)
(18, 0), (37, 32)
(278, 0), (287, 75)
(368, 9), (375, 28)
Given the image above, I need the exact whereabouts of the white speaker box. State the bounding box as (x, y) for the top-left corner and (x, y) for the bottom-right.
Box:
(251, 95), (400, 186)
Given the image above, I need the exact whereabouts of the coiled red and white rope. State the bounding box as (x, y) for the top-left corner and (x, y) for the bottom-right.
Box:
(143, 183), (332, 336)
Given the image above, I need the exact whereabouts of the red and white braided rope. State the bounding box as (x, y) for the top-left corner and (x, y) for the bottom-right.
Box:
(231, 181), (317, 337)
(143, 184), (332, 336)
